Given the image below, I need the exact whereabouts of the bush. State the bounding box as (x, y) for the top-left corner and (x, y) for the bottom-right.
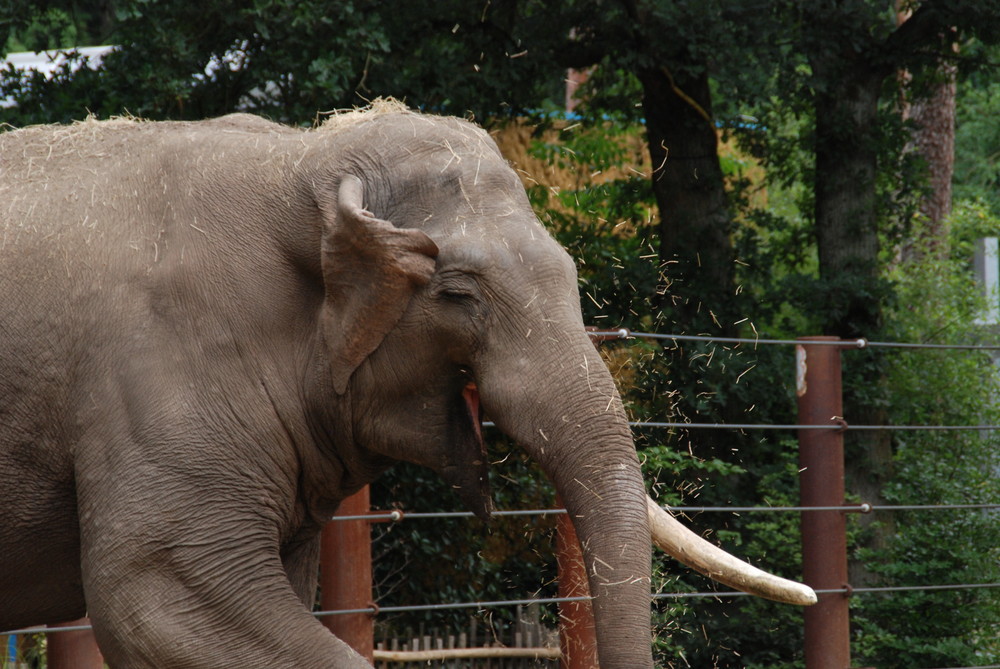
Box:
(851, 203), (1000, 667)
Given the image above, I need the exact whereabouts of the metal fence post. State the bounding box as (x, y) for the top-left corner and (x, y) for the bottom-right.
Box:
(796, 337), (851, 669)
(321, 486), (374, 663)
(47, 618), (103, 669)
(556, 494), (599, 669)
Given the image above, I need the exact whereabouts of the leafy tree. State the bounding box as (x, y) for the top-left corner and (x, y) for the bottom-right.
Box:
(2, 0), (393, 123)
(852, 202), (1000, 667)
(954, 43), (1000, 217)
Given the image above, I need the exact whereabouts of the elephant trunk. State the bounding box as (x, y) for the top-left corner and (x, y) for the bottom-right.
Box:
(482, 334), (654, 669)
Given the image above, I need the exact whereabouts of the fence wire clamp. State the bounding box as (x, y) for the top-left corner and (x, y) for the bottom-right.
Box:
(858, 503), (873, 514)
(368, 509), (404, 524)
(367, 601), (380, 619)
(585, 326), (631, 343)
(843, 583), (855, 599)
(834, 417), (849, 432)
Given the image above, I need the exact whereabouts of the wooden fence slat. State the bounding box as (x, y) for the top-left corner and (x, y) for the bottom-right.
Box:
(372, 646), (562, 662)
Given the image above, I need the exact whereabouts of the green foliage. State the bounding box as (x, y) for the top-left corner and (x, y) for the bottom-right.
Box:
(2, 0), (395, 124)
(850, 204), (1000, 667)
(526, 123), (661, 327)
(0, 0), (575, 125)
(955, 79), (1000, 218)
(1, 632), (47, 668)
(3, 7), (83, 52)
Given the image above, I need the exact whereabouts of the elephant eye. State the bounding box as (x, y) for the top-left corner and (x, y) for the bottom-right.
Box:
(433, 273), (479, 301)
(439, 287), (474, 300)
(432, 273), (488, 323)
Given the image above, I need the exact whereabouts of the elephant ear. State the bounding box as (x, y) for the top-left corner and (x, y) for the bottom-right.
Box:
(320, 175), (439, 394)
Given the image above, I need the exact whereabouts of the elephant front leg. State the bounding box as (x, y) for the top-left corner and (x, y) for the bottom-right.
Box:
(76, 485), (369, 667)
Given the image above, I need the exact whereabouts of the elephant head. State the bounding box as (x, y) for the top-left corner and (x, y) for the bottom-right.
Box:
(299, 106), (813, 667)
(296, 109), (653, 666)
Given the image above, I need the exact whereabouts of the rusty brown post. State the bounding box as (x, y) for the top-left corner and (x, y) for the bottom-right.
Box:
(796, 337), (851, 669)
(556, 494), (599, 669)
(47, 618), (103, 669)
(321, 486), (374, 663)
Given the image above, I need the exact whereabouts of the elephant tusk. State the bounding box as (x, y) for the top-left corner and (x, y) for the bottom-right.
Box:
(646, 496), (818, 606)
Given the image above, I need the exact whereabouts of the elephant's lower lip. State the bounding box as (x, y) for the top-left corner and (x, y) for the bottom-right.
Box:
(462, 381), (482, 442)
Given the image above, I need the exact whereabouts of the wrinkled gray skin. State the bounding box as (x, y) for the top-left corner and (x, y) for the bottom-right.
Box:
(0, 110), (652, 668)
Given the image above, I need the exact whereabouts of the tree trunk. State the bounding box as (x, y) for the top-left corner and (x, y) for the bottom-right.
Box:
(813, 65), (885, 336)
(905, 61), (957, 259)
(638, 64), (736, 337)
(811, 58), (895, 589)
(896, 3), (958, 260)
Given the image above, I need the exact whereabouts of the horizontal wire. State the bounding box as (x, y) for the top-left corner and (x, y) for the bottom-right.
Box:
(315, 595), (592, 618)
(403, 509), (566, 519)
(668, 503), (1000, 513)
(815, 582), (1000, 595)
(0, 597), (593, 635)
(652, 582), (1000, 600)
(589, 330), (863, 348)
(331, 503), (999, 522)
(482, 421), (1000, 431)
(589, 329), (1000, 351)
(866, 340), (1000, 351)
(2, 623), (97, 635)
(628, 421), (1000, 431)
(334, 509), (568, 522)
(553, 331), (1000, 432)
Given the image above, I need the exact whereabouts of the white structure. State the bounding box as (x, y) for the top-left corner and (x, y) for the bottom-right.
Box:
(974, 237), (999, 325)
(3, 46), (114, 77)
(2, 44), (276, 113)
(1, 46), (115, 107)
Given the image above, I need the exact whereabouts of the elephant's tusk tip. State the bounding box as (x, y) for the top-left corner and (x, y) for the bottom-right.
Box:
(778, 583), (818, 607)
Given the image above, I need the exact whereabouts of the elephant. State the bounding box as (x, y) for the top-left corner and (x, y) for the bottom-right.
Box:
(0, 101), (813, 668)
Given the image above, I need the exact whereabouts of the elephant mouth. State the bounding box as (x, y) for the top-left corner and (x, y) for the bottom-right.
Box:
(462, 381), (482, 443)
(440, 379), (492, 521)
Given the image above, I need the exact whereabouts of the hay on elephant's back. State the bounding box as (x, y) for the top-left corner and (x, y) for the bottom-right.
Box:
(315, 98), (500, 161)
(0, 114), (145, 165)
(315, 97), (413, 133)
